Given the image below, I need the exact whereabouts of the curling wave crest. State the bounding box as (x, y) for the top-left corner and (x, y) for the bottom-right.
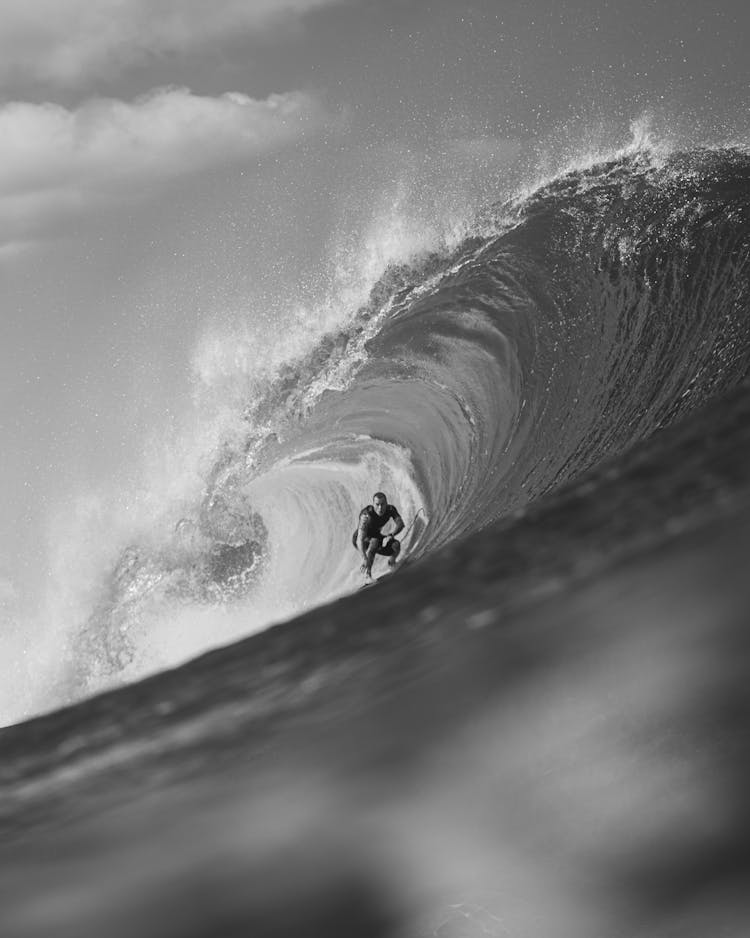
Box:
(69, 146), (750, 699)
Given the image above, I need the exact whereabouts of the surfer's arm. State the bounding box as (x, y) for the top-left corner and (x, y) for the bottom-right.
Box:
(383, 510), (405, 542)
(357, 517), (374, 577)
(356, 518), (369, 556)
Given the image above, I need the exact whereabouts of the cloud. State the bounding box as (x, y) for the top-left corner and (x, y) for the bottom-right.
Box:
(0, 85), (325, 249)
(0, 0), (342, 84)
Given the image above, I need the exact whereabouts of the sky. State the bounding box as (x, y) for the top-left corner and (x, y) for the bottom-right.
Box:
(1, 0), (748, 660)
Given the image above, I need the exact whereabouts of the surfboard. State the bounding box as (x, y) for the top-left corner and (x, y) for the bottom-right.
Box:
(358, 560), (406, 589)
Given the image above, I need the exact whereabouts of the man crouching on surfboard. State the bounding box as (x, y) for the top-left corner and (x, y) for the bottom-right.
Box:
(353, 491), (405, 579)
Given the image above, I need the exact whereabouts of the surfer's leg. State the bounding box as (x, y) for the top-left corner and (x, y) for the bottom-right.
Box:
(387, 539), (401, 566)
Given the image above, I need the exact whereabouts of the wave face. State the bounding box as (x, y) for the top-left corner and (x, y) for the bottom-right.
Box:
(69, 146), (750, 697)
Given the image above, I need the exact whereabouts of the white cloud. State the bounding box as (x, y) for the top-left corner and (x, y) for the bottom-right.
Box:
(0, 85), (325, 248)
(0, 0), (342, 84)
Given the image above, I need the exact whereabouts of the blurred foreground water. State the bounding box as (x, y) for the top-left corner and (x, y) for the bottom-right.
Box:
(2, 377), (750, 937)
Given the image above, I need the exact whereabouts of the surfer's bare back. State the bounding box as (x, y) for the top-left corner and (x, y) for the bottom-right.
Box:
(353, 491), (405, 578)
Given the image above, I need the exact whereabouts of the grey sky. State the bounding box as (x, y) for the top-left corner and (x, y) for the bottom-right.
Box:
(0, 0), (748, 621)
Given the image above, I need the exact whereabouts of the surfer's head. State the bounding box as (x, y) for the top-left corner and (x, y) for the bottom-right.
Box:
(372, 492), (388, 516)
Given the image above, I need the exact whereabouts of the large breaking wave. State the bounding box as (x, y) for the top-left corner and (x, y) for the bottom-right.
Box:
(51, 145), (750, 706)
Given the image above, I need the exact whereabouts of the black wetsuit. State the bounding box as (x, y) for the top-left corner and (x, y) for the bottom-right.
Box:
(352, 505), (400, 555)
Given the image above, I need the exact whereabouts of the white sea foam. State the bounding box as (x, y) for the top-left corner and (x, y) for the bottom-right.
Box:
(0, 186), (447, 725)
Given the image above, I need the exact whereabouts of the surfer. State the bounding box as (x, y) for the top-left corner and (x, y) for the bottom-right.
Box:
(353, 491), (405, 578)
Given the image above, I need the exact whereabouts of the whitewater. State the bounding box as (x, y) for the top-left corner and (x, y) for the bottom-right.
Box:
(4, 139), (750, 725)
